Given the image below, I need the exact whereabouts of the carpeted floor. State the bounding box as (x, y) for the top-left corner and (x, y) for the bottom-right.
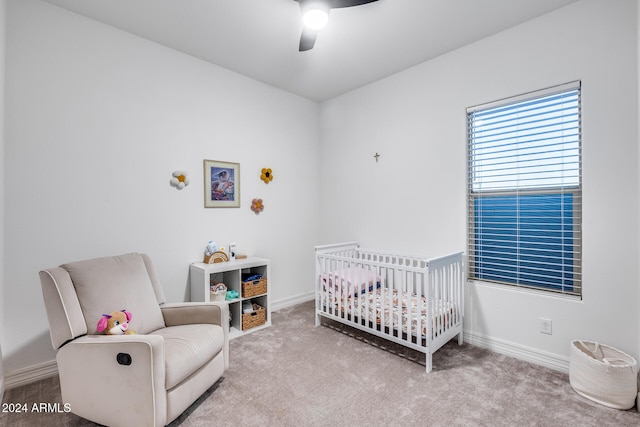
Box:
(2, 300), (639, 426)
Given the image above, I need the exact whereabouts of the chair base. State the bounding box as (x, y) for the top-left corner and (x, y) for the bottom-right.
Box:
(166, 351), (226, 424)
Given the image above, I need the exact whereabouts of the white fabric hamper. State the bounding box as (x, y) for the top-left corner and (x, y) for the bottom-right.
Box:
(569, 340), (638, 410)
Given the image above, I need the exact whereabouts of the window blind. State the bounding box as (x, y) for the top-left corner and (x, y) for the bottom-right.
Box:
(466, 82), (582, 296)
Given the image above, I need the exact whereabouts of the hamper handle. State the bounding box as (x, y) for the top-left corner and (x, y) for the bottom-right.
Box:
(602, 358), (632, 367)
(578, 340), (602, 357)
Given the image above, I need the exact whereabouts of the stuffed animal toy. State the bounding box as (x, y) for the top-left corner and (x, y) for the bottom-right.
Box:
(97, 309), (136, 335)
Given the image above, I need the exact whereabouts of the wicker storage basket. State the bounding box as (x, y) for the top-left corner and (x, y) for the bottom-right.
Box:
(241, 277), (267, 298)
(569, 340), (638, 410)
(241, 304), (266, 331)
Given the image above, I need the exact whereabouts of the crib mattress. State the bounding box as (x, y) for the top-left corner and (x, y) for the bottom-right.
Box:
(321, 287), (457, 339)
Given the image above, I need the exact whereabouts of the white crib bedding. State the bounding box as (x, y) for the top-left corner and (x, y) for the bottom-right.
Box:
(322, 287), (457, 339)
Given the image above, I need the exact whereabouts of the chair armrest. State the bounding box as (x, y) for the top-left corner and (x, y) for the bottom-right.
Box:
(160, 302), (230, 370)
(160, 302), (228, 328)
(56, 334), (167, 427)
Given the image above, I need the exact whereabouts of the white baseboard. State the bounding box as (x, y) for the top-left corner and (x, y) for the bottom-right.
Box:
(270, 292), (314, 312)
(4, 359), (58, 390)
(464, 329), (570, 373)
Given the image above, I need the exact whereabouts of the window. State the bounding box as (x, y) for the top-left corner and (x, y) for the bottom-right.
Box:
(466, 82), (582, 296)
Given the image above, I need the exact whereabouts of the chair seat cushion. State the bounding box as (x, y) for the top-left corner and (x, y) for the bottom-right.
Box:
(150, 324), (225, 390)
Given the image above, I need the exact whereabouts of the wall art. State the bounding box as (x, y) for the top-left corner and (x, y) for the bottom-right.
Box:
(204, 159), (240, 208)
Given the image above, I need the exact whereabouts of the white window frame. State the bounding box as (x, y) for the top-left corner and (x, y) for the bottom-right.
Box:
(466, 82), (582, 297)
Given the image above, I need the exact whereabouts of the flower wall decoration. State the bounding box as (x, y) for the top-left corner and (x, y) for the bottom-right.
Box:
(170, 170), (190, 190)
(251, 198), (264, 215)
(260, 168), (273, 184)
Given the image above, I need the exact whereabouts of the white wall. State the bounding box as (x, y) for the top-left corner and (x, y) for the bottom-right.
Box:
(637, 0), (640, 363)
(1, 0), (7, 402)
(3, 0), (320, 374)
(320, 0), (639, 368)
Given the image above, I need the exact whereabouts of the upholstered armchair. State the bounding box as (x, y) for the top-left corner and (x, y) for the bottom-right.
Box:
(39, 253), (229, 427)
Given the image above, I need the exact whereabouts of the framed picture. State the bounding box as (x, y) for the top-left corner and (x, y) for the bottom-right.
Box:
(203, 160), (240, 208)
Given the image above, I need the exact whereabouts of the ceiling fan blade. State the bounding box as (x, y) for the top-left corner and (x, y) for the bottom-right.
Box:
(299, 28), (317, 51)
(330, 0), (378, 8)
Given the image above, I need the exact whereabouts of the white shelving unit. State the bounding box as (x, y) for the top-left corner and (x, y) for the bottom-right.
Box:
(190, 257), (271, 339)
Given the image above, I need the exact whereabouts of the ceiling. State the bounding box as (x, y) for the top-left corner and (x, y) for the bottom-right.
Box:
(40, 0), (579, 102)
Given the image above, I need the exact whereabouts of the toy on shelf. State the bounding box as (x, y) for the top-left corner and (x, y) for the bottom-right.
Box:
(204, 251), (229, 264)
(210, 282), (227, 302)
(205, 241), (217, 256)
(203, 240), (229, 263)
(226, 289), (240, 301)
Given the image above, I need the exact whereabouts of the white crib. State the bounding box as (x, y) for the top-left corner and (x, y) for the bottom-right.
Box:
(315, 242), (464, 372)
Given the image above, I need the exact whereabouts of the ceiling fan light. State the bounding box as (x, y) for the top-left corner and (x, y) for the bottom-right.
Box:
(302, 8), (329, 30)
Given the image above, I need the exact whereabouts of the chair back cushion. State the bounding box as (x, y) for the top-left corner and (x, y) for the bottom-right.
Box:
(61, 253), (166, 335)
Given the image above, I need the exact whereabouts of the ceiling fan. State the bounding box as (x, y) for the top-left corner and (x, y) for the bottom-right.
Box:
(294, 0), (379, 51)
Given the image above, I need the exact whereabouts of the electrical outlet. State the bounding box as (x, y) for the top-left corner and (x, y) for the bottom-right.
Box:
(540, 318), (552, 335)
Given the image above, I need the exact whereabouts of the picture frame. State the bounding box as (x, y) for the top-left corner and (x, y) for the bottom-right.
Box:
(203, 159), (240, 208)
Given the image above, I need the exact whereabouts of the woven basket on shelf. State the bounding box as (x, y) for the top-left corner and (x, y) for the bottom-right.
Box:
(241, 277), (267, 298)
(569, 340), (638, 410)
(241, 304), (266, 331)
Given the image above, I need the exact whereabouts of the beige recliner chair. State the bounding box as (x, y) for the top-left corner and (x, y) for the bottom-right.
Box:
(39, 252), (229, 427)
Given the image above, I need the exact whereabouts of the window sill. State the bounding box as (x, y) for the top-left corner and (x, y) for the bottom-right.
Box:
(467, 279), (582, 302)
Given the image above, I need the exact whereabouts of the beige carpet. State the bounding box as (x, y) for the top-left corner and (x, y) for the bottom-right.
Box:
(2, 300), (639, 426)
